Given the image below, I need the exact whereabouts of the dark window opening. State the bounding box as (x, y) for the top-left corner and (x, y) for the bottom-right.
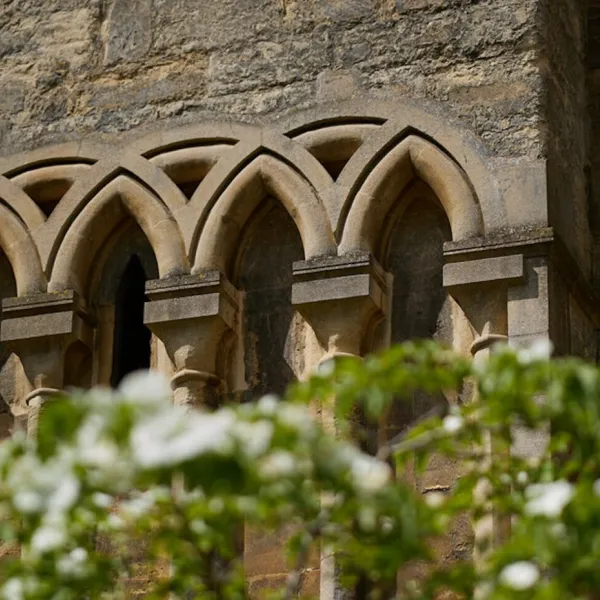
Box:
(110, 255), (151, 387)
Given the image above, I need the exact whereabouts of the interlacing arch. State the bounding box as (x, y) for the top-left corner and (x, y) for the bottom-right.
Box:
(0, 101), (499, 300)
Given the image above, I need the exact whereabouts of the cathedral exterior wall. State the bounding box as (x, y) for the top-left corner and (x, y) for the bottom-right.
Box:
(0, 0), (597, 595)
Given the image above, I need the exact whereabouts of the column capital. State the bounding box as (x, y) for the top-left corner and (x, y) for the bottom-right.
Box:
(0, 291), (92, 435)
(443, 254), (525, 292)
(1, 291), (93, 401)
(144, 271), (237, 331)
(144, 271), (240, 407)
(1, 290), (93, 351)
(442, 255), (524, 357)
(292, 253), (388, 357)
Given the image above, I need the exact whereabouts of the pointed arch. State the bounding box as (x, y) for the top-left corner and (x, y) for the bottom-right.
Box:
(339, 136), (484, 255)
(193, 154), (336, 274)
(49, 175), (189, 294)
(0, 203), (45, 296)
(0, 176), (46, 231)
(10, 164), (92, 217)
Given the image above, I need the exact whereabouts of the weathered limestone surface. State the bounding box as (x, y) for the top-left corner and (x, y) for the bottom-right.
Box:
(0, 0), (542, 159)
(0, 0), (599, 597)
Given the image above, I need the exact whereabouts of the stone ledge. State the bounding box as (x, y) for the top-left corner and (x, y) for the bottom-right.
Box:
(443, 255), (525, 289)
(144, 271), (238, 329)
(292, 253), (387, 310)
(443, 227), (554, 261)
(0, 291), (92, 344)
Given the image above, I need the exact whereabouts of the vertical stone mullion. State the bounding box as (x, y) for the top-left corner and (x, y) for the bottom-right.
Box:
(293, 252), (388, 600)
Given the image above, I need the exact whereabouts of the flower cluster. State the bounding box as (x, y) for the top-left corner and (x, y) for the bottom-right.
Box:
(0, 370), (399, 600)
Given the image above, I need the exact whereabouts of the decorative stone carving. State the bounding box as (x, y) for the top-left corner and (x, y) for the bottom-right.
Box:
(292, 252), (388, 361)
(443, 253), (525, 357)
(144, 271), (239, 408)
(0, 291), (93, 437)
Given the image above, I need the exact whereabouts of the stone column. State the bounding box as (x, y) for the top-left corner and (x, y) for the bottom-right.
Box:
(144, 272), (239, 409)
(443, 251), (526, 561)
(292, 253), (388, 600)
(0, 291), (92, 438)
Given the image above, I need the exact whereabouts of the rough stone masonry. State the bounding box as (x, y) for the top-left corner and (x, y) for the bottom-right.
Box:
(0, 0), (597, 596)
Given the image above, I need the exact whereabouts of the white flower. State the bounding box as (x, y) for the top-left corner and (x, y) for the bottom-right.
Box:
(118, 370), (171, 405)
(525, 481), (574, 518)
(106, 514), (124, 531)
(80, 440), (119, 470)
(92, 492), (113, 509)
(120, 493), (155, 519)
(209, 498), (224, 514)
(191, 519), (208, 535)
(517, 338), (553, 365)
(257, 394), (279, 415)
(57, 547), (88, 578)
(381, 517), (394, 534)
(474, 581), (494, 600)
(47, 474), (80, 516)
(259, 451), (298, 478)
(499, 561), (540, 590)
(277, 404), (314, 435)
(516, 471), (529, 485)
(2, 578), (23, 600)
(85, 386), (115, 406)
(130, 408), (235, 468)
(31, 522), (67, 553)
(593, 478), (600, 497)
(424, 492), (446, 508)
(348, 452), (391, 493)
(231, 420), (273, 457)
(13, 490), (43, 514)
(443, 415), (463, 434)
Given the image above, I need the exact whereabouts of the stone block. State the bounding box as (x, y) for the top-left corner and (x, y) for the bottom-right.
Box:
(0, 292), (91, 346)
(443, 255), (525, 289)
(144, 272), (238, 329)
(292, 253), (387, 311)
(103, 0), (152, 65)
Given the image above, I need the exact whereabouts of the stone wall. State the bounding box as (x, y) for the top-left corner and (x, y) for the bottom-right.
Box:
(1, 0), (599, 596)
(1, 0), (542, 161)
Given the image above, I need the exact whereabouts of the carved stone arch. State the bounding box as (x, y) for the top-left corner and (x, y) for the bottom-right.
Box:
(0, 176), (46, 232)
(10, 164), (92, 218)
(290, 123), (381, 179)
(276, 98), (504, 235)
(192, 154), (337, 275)
(49, 175), (188, 294)
(0, 202), (45, 296)
(0, 140), (104, 177)
(339, 136), (484, 256)
(87, 219), (159, 305)
(125, 121), (260, 157)
(38, 153), (188, 273)
(183, 129), (336, 259)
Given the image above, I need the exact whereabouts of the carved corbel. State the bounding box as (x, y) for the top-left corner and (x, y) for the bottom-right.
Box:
(144, 272), (239, 409)
(443, 254), (525, 358)
(292, 253), (388, 364)
(0, 291), (93, 437)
